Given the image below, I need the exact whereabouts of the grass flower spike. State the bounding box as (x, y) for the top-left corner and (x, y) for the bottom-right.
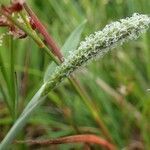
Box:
(0, 12), (150, 150)
(44, 13), (150, 93)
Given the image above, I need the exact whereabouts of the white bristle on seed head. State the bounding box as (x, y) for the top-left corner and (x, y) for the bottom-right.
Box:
(44, 13), (150, 94)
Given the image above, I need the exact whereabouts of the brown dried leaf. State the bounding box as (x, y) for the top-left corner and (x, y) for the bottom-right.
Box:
(16, 134), (116, 150)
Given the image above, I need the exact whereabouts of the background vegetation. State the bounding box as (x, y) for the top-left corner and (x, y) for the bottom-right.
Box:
(0, 0), (150, 149)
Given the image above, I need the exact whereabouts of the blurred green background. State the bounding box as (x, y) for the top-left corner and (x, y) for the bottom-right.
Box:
(0, 0), (150, 149)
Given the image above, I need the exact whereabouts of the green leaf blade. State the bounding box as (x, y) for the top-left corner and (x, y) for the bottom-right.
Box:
(62, 20), (87, 57)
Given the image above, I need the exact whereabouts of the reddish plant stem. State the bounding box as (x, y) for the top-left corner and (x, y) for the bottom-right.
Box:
(23, 3), (114, 144)
(23, 3), (63, 60)
(16, 134), (116, 150)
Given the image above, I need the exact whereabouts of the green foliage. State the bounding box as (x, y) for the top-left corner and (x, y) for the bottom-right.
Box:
(0, 0), (150, 149)
(61, 20), (87, 57)
(44, 20), (86, 82)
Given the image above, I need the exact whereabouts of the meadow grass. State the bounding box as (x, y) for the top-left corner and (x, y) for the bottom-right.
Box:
(0, 0), (150, 149)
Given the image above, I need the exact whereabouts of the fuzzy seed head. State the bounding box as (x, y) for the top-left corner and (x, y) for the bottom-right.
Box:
(44, 13), (150, 94)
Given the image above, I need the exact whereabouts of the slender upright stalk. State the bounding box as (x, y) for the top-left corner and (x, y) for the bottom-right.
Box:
(23, 3), (63, 60)
(0, 82), (12, 117)
(0, 10), (59, 64)
(69, 77), (113, 142)
(0, 49), (13, 115)
(23, 4), (113, 142)
(0, 12), (149, 150)
(0, 51), (10, 94)
(9, 35), (17, 119)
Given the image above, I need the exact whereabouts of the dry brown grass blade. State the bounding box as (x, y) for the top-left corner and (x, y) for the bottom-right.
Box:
(16, 134), (116, 150)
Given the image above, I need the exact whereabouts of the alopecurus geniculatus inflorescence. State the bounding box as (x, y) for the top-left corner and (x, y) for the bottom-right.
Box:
(43, 13), (150, 95)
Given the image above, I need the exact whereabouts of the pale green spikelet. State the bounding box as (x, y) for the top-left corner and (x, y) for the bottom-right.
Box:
(0, 33), (5, 46)
(43, 13), (150, 95)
